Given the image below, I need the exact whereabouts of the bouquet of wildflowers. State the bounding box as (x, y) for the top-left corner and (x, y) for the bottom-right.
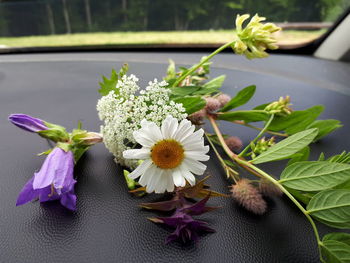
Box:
(10, 14), (350, 263)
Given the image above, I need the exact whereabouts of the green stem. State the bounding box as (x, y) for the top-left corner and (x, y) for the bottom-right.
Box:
(208, 115), (323, 260)
(205, 132), (239, 182)
(173, 41), (235, 87)
(237, 160), (323, 257)
(238, 114), (275, 157)
(233, 120), (288, 137)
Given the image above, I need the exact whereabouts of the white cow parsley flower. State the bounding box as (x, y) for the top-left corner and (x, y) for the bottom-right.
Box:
(123, 116), (210, 193)
(97, 75), (187, 168)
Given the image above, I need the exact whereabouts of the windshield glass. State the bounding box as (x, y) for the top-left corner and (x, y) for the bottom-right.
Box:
(0, 0), (349, 50)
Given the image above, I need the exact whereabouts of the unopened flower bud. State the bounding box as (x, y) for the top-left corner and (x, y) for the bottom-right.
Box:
(81, 132), (103, 145)
(205, 97), (221, 113)
(188, 109), (206, 125)
(250, 137), (275, 159)
(259, 178), (283, 197)
(216, 94), (231, 107)
(230, 179), (267, 215)
(9, 114), (48, 133)
(265, 96), (292, 116)
(225, 136), (243, 152)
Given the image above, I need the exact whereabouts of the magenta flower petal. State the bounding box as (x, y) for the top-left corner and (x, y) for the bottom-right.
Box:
(16, 177), (39, 206)
(9, 114), (47, 133)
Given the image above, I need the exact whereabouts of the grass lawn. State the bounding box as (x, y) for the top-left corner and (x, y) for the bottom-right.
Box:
(0, 29), (325, 48)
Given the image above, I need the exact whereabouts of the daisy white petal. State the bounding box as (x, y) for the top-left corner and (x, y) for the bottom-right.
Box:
(172, 169), (186, 187)
(142, 122), (163, 143)
(179, 166), (196, 186)
(133, 131), (155, 147)
(182, 128), (204, 145)
(183, 158), (207, 175)
(128, 159), (152, 179)
(161, 116), (178, 139)
(123, 149), (150, 159)
(166, 171), (175, 192)
(185, 151), (210, 161)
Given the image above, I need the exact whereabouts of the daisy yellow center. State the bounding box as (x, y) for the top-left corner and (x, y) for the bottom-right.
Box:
(151, 139), (184, 169)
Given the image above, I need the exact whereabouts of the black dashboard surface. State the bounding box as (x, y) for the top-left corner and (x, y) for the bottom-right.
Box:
(0, 52), (349, 262)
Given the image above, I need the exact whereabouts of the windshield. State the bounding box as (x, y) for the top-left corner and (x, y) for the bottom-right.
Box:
(0, 0), (349, 50)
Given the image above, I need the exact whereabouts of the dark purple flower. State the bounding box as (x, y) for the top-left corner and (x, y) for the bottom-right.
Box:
(152, 211), (215, 244)
(16, 147), (77, 211)
(149, 195), (216, 244)
(9, 114), (48, 133)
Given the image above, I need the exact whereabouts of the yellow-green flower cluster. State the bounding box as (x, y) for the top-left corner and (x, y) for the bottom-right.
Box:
(265, 96), (292, 116)
(250, 137), (275, 159)
(233, 14), (281, 59)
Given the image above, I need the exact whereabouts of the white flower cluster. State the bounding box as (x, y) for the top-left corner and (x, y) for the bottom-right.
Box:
(97, 74), (188, 168)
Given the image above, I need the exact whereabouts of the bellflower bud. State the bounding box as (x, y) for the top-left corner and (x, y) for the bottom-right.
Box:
(9, 114), (48, 133)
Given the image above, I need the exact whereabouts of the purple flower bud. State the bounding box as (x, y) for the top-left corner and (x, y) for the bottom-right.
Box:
(230, 179), (267, 215)
(225, 136), (243, 152)
(16, 147), (77, 211)
(9, 114), (48, 133)
(216, 94), (231, 107)
(205, 97), (221, 113)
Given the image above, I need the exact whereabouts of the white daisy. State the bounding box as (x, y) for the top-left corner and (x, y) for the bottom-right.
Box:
(123, 115), (210, 193)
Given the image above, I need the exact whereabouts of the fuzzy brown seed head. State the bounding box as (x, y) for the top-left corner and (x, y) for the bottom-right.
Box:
(188, 109), (206, 125)
(205, 97), (221, 113)
(259, 178), (283, 197)
(230, 179), (267, 215)
(217, 94), (231, 107)
(225, 136), (243, 152)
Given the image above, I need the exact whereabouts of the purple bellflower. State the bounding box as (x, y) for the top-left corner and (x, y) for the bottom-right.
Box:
(16, 147), (77, 211)
(9, 114), (48, 133)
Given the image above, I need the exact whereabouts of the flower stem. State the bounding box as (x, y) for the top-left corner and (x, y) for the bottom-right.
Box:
(205, 132), (239, 182)
(173, 41), (235, 87)
(233, 121), (288, 137)
(208, 115), (322, 260)
(238, 114), (275, 157)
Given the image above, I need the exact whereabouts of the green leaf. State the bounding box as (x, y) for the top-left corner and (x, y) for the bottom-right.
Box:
(279, 161), (350, 191)
(171, 86), (200, 96)
(251, 128), (318, 164)
(307, 189), (350, 228)
(98, 64), (128, 96)
(321, 240), (350, 263)
(173, 96), (206, 115)
(203, 75), (226, 90)
(287, 146), (310, 166)
(216, 110), (269, 122)
(335, 180), (350, 190)
(323, 233), (350, 247)
(286, 187), (313, 205)
(165, 59), (176, 80)
(98, 69), (119, 96)
(318, 152), (326, 161)
(307, 119), (342, 141)
(328, 152), (350, 164)
(220, 85), (256, 112)
(269, 105), (324, 134)
(253, 103), (270, 110)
